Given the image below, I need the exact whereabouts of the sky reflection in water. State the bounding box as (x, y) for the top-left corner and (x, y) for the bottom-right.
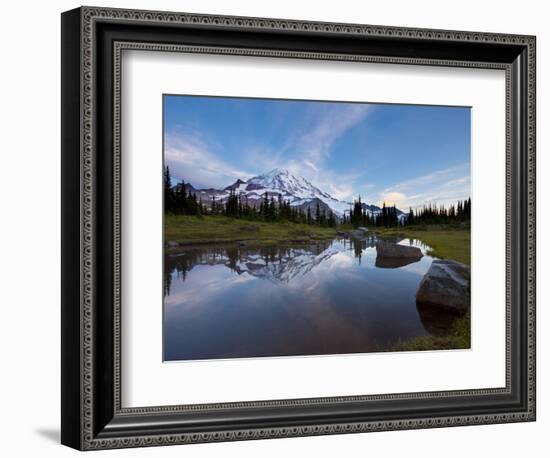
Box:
(164, 237), (436, 361)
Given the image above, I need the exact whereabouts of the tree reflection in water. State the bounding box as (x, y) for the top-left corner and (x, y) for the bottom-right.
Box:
(164, 240), (336, 296)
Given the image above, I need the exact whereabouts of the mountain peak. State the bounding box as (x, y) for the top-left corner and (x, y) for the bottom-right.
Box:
(179, 168), (402, 218)
(224, 178), (247, 191)
(264, 168), (290, 177)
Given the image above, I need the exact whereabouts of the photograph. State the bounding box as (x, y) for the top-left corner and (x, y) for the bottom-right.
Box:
(162, 95), (472, 361)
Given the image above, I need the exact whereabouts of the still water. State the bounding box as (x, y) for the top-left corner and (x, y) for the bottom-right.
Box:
(163, 236), (441, 361)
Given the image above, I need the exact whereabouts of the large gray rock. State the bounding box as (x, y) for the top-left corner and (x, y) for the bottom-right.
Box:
(416, 260), (470, 314)
(349, 230), (366, 239)
(376, 239), (423, 259)
(357, 226), (369, 234)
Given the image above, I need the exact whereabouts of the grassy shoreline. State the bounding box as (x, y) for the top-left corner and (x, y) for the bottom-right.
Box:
(371, 225), (471, 266)
(392, 312), (471, 352)
(165, 215), (337, 248)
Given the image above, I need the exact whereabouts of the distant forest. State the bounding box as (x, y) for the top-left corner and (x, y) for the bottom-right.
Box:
(164, 166), (471, 228)
(164, 167), (337, 226)
(348, 195), (471, 227)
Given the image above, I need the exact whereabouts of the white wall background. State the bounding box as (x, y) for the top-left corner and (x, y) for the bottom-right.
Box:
(0, 0), (545, 456)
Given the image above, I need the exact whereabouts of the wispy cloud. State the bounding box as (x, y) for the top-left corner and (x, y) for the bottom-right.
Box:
(378, 163), (471, 209)
(273, 104), (371, 200)
(177, 103), (373, 200)
(164, 132), (256, 189)
(294, 104), (371, 163)
(382, 164), (469, 194)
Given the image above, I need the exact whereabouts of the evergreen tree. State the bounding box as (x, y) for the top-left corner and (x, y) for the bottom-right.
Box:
(211, 195), (217, 215)
(382, 202), (388, 227)
(327, 211), (336, 227)
(268, 196), (276, 221)
(315, 202), (321, 225)
(407, 207), (414, 225)
(164, 166), (175, 213)
(351, 195), (363, 227)
(174, 181), (189, 214)
(187, 193), (199, 215)
(277, 194), (284, 220)
(264, 192), (270, 214)
(391, 204), (398, 227)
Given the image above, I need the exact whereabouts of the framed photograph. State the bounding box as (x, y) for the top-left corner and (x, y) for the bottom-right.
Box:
(61, 6), (536, 450)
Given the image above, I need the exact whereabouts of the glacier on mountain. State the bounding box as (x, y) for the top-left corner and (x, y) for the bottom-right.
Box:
(179, 168), (403, 218)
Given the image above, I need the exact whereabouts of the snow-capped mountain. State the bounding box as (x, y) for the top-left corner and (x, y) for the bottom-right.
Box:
(167, 241), (340, 284)
(179, 168), (402, 218)
(240, 168), (351, 215)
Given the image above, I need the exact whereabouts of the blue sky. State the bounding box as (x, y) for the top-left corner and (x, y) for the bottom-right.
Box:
(164, 95), (471, 209)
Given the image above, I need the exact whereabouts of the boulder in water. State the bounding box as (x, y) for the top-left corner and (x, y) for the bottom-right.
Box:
(416, 260), (470, 314)
(376, 239), (423, 259)
(375, 256), (422, 269)
(349, 230), (366, 239)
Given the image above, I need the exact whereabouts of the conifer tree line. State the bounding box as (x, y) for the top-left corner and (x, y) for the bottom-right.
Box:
(345, 196), (400, 228)
(213, 189), (337, 227)
(405, 198), (471, 225)
(164, 167), (337, 227)
(344, 194), (472, 228)
(164, 166), (204, 215)
(165, 167), (471, 228)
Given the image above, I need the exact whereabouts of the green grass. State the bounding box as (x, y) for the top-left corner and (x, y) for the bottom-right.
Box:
(372, 225), (470, 266)
(392, 312), (471, 352)
(165, 215), (337, 247)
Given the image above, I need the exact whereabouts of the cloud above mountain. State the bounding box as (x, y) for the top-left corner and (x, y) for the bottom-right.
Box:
(164, 95), (471, 208)
(164, 132), (256, 189)
(166, 102), (370, 198)
(294, 104), (371, 164)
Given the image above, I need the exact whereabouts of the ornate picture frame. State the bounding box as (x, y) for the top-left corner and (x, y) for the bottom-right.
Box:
(61, 6), (536, 450)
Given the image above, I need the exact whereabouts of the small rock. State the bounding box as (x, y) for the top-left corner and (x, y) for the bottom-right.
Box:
(349, 230), (369, 239)
(167, 240), (179, 248)
(416, 260), (470, 314)
(376, 240), (423, 259)
(357, 227), (369, 233)
(336, 230), (348, 237)
(238, 241), (247, 246)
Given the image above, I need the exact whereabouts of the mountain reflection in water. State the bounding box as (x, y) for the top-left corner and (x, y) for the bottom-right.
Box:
(164, 236), (444, 361)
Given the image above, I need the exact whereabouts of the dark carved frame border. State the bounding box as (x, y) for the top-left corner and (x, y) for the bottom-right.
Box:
(61, 6), (536, 450)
